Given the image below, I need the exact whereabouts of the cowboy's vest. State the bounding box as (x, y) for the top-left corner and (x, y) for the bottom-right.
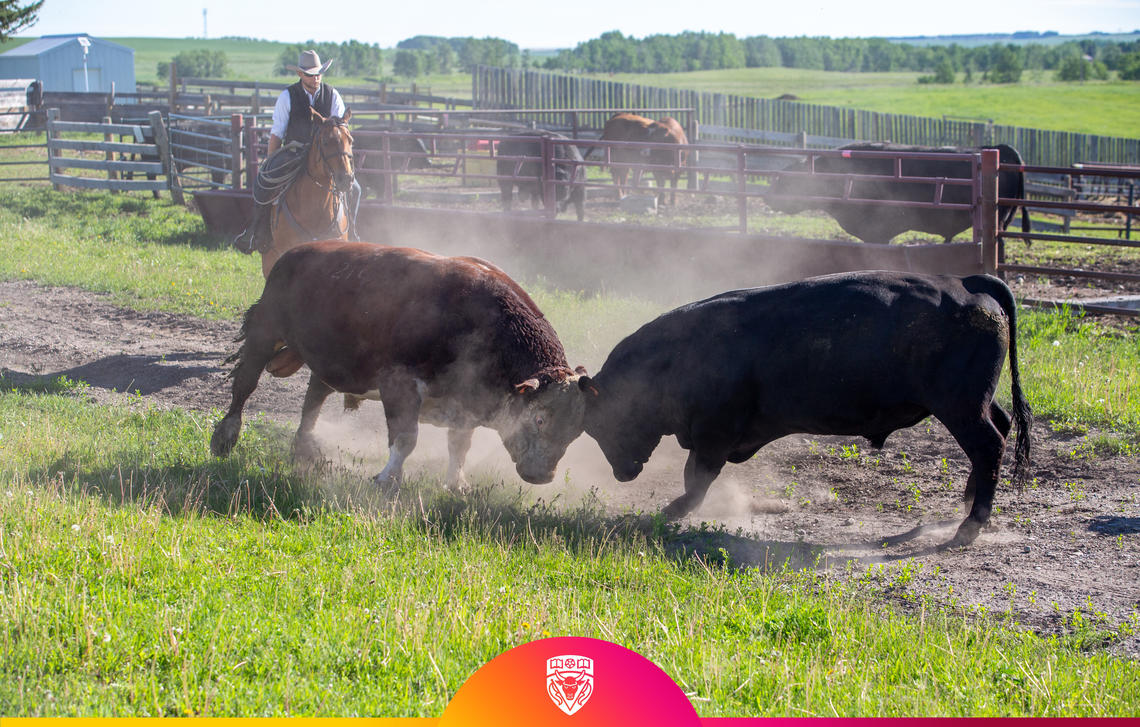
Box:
(284, 81), (335, 145)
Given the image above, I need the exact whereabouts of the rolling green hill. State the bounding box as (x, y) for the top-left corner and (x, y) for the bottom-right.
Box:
(2, 36), (1136, 138)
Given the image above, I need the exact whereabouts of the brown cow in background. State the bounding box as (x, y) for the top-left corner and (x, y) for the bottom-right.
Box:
(594, 112), (689, 205)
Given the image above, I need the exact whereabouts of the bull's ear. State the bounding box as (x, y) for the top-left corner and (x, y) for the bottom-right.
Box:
(574, 365), (588, 376)
(342, 107), (352, 122)
(578, 375), (599, 397)
(514, 378), (540, 395)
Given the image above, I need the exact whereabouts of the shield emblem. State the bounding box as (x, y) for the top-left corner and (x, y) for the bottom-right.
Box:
(546, 654), (594, 716)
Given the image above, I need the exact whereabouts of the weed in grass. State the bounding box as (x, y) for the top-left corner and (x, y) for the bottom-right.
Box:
(1064, 481), (1088, 503)
(898, 451), (913, 473)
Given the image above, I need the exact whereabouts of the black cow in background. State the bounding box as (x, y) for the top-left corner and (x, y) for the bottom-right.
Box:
(577, 271), (1032, 548)
(497, 130), (586, 221)
(353, 130), (436, 199)
(765, 142), (1030, 244)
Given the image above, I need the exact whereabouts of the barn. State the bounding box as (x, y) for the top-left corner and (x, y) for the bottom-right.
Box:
(0, 33), (135, 93)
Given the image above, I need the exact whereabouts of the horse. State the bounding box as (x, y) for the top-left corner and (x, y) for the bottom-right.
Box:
(257, 109), (356, 277)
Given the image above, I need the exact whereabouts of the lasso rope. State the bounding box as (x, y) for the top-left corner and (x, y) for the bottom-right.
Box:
(252, 140), (309, 206)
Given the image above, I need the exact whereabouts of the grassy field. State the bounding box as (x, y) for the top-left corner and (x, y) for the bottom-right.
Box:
(599, 67), (1140, 138)
(2, 388), (1138, 717)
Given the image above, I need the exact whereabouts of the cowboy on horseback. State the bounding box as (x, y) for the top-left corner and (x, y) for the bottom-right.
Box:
(234, 49), (361, 252)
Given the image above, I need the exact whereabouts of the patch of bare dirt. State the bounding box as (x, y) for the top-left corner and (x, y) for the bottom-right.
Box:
(1, 278), (1137, 656)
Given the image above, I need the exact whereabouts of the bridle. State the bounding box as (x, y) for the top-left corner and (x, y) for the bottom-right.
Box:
(307, 118), (355, 196)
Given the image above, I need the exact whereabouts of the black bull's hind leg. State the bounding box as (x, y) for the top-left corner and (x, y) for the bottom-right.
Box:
(942, 409), (1009, 547)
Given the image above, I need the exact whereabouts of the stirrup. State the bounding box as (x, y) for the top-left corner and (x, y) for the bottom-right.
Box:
(233, 228), (256, 255)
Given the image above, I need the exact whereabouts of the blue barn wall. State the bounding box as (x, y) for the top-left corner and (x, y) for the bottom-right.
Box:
(0, 34), (135, 93)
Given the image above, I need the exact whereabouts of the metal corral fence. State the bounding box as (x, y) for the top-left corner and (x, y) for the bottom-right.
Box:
(472, 66), (1140, 169)
(13, 106), (1140, 315)
(999, 161), (1140, 315)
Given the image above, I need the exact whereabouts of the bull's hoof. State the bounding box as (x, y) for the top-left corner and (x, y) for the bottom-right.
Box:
(661, 497), (694, 521)
(945, 519), (983, 548)
(446, 472), (470, 495)
(371, 472), (402, 496)
(292, 434), (324, 464)
(210, 418), (241, 457)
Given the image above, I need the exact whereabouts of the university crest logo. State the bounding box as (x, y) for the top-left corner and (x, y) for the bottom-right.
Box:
(546, 654), (594, 716)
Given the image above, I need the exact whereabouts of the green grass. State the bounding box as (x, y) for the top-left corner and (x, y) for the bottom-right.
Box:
(2, 381), (1137, 716)
(114, 37), (294, 84)
(0, 186), (262, 320)
(1019, 308), (1140, 433)
(595, 66), (1140, 138)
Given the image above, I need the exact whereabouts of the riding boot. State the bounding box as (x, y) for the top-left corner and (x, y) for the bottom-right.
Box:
(233, 202), (269, 254)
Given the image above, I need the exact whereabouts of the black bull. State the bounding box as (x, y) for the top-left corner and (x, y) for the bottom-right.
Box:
(497, 131), (586, 221)
(576, 271), (1032, 548)
(353, 131), (436, 198)
(765, 143), (1030, 244)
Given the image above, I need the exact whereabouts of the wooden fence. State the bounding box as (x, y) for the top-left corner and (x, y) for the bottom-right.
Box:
(45, 109), (179, 200)
(472, 66), (1140, 168)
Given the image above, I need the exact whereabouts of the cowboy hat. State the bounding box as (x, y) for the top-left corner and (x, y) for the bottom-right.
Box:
(287, 49), (334, 75)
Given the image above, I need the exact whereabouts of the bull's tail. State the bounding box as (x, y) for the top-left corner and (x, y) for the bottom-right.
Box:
(966, 275), (1032, 480)
(222, 301), (259, 371)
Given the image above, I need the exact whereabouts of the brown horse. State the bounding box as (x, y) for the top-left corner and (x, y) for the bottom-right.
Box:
(258, 109), (356, 277)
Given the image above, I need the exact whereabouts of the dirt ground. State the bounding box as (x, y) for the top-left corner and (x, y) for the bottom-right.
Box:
(0, 278), (1137, 657)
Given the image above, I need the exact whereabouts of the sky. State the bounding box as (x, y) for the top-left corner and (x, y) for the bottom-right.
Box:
(21, 0), (1140, 49)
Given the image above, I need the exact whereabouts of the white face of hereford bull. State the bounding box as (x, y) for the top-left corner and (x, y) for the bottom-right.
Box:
(497, 375), (589, 484)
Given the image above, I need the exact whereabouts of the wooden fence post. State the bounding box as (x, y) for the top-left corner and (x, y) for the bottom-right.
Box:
(978, 148), (1000, 276)
(46, 107), (61, 191)
(102, 115), (118, 193)
(243, 116), (257, 191)
(230, 113), (243, 189)
(688, 116), (699, 192)
(150, 110), (184, 205)
(168, 63), (177, 112)
(542, 134), (556, 218)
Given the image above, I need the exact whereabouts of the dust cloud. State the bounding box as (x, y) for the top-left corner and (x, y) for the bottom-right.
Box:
(331, 197), (924, 517)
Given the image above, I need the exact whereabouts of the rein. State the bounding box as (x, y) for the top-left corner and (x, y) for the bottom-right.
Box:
(307, 120), (355, 196)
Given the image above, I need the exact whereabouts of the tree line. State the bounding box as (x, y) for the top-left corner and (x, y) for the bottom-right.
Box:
(538, 31), (1140, 82)
(274, 40), (383, 77)
(392, 36), (521, 77)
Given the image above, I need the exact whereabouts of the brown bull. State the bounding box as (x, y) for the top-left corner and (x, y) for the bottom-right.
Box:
(211, 241), (590, 489)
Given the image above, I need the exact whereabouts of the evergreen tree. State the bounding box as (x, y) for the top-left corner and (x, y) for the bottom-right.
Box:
(0, 0), (41, 41)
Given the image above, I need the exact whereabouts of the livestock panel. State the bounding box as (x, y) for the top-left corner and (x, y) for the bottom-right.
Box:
(357, 205), (982, 304)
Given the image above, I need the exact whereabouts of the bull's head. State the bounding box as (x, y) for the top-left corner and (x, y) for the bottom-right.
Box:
(497, 369), (591, 484)
(577, 373), (660, 483)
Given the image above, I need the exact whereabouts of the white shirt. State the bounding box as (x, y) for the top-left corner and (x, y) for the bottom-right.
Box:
(270, 84), (347, 140)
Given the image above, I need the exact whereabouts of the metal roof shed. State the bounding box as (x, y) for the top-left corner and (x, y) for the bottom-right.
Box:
(0, 33), (135, 93)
